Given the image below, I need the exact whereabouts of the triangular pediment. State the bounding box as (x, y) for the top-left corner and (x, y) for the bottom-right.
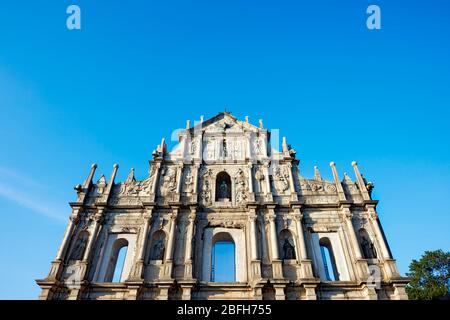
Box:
(189, 112), (260, 134)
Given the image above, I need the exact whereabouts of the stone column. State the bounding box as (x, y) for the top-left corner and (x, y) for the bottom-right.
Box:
(269, 218), (279, 259)
(341, 207), (363, 260)
(294, 216), (307, 261)
(163, 207), (178, 278)
(46, 210), (79, 281)
(340, 205), (369, 281)
(248, 207), (261, 280)
(262, 162), (273, 201)
(266, 206), (282, 278)
(263, 163), (271, 193)
(249, 218), (258, 260)
(176, 165), (183, 194)
(67, 209), (103, 300)
(82, 210), (103, 263)
(192, 164), (200, 201)
(55, 212), (78, 261)
(247, 163), (254, 193)
(128, 207), (153, 281)
(259, 217), (269, 265)
(184, 207), (196, 278)
(286, 163), (298, 201)
(151, 162), (162, 195)
(366, 206), (399, 280)
(246, 133), (252, 160)
(367, 208), (390, 260)
(292, 206), (314, 279)
(247, 163), (255, 202)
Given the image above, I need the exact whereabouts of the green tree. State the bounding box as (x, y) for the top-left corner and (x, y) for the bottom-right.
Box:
(406, 250), (450, 300)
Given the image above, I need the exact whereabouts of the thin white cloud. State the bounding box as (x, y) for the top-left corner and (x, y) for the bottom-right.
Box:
(0, 167), (47, 190)
(0, 167), (68, 223)
(0, 182), (67, 222)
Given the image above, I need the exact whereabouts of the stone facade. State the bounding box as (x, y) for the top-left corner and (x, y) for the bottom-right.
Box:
(36, 112), (409, 300)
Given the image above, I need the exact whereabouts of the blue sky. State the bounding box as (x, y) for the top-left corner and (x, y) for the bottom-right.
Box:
(0, 0), (449, 299)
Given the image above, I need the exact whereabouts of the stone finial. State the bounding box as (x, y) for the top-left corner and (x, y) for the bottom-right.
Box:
(186, 120), (191, 129)
(282, 137), (288, 152)
(82, 163), (98, 189)
(245, 116), (249, 123)
(343, 172), (353, 183)
(329, 162), (346, 201)
(351, 161), (371, 200)
(200, 115), (204, 123)
(314, 166), (322, 181)
(259, 119), (263, 128)
(97, 174), (106, 185)
(158, 138), (166, 153)
(103, 164), (119, 196)
(108, 164), (118, 183)
(126, 168), (136, 184)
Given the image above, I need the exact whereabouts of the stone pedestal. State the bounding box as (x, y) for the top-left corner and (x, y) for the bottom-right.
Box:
(355, 259), (370, 281)
(382, 259), (401, 280)
(184, 260), (193, 279)
(162, 260), (174, 279)
(45, 260), (64, 281)
(272, 260), (283, 279)
(126, 285), (141, 300)
(128, 260), (145, 281)
(273, 285), (286, 300)
(253, 286), (263, 300)
(362, 285), (378, 300)
(251, 260), (261, 280)
(303, 284), (317, 300)
(37, 286), (53, 300)
(181, 285), (192, 300)
(67, 288), (81, 300)
(157, 285), (170, 300)
(391, 283), (409, 300)
(299, 259), (314, 279)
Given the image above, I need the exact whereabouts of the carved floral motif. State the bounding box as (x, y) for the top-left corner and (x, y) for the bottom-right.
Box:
(272, 165), (290, 193)
(234, 168), (248, 203)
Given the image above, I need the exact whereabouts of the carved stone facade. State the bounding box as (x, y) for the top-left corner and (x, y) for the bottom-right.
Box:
(36, 112), (409, 300)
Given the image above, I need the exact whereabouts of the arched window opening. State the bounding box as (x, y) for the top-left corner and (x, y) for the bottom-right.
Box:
(149, 230), (166, 261)
(279, 229), (296, 260)
(359, 228), (377, 259)
(69, 230), (89, 261)
(105, 238), (129, 282)
(112, 246), (128, 282)
(319, 238), (339, 281)
(216, 171), (231, 201)
(211, 232), (235, 282)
